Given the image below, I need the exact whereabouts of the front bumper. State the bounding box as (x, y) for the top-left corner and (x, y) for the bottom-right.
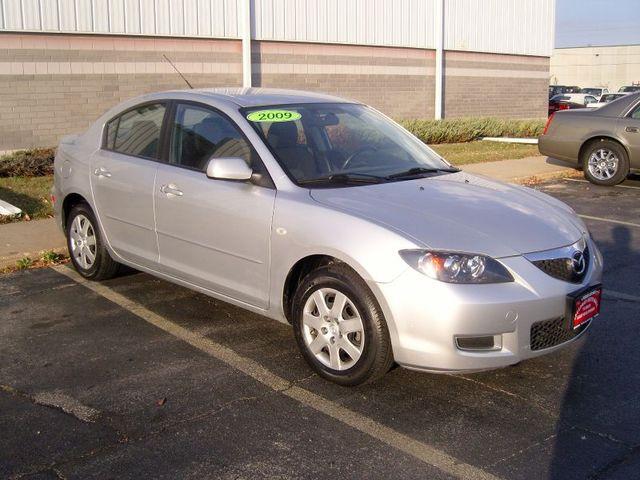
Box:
(371, 237), (603, 373)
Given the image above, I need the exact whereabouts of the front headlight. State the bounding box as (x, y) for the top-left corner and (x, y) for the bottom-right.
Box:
(399, 250), (513, 284)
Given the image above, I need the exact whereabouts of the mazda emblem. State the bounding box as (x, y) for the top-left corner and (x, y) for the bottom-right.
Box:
(571, 251), (586, 275)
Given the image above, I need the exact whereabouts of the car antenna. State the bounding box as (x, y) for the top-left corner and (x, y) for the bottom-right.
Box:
(162, 54), (193, 89)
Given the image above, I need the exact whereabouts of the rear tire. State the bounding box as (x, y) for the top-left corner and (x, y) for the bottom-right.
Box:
(292, 264), (393, 386)
(582, 140), (629, 186)
(66, 203), (120, 280)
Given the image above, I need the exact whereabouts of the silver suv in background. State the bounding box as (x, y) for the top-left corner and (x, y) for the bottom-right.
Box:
(53, 88), (603, 385)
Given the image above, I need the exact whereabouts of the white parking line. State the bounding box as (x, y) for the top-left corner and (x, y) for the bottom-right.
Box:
(578, 214), (640, 228)
(604, 289), (640, 303)
(564, 178), (640, 190)
(53, 265), (501, 480)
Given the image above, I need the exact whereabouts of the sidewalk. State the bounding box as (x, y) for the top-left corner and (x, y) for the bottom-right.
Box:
(0, 155), (575, 269)
(462, 155), (575, 182)
(1, 217), (66, 268)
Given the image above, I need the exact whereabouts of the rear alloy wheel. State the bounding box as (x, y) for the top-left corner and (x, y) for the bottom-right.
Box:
(583, 140), (629, 186)
(66, 203), (120, 280)
(292, 264), (393, 386)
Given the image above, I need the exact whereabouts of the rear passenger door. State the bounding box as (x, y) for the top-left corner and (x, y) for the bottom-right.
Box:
(91, 102), (167, 267)
(154, 102), (276, 308)
(618, 101), (640, 168)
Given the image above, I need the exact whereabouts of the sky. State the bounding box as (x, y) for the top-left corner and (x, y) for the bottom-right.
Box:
(555, 0), (640, 48)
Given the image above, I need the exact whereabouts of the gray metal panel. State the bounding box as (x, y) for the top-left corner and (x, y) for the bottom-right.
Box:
(444, 0), (554, 56)
(0, 0), (554, 56)
(253, 0), (437, 49)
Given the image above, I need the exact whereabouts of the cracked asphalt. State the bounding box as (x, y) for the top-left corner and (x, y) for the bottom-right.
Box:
(1, 176), (639, 480)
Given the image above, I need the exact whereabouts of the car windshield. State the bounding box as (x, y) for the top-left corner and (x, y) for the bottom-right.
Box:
(551, 95), (571, 102)
(580, 88), (600, 95)
(243, 103), (455, 187)
(620, 86), (640, 92)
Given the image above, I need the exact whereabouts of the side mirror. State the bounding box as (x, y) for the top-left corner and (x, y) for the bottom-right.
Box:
(205, 157), (253, 181)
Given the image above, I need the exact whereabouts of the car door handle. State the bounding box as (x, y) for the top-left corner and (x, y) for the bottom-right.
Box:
(93, 167), (111, 178)
(160, 183), (183, 197)
(625, 126), (639, 133)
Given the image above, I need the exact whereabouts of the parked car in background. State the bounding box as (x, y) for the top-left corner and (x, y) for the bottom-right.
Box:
(587, 92), (630, 108)
(539, 92), (640, 185)
(619, 85), (640, 93)
(580, 87), (609, 97)
(52, 88), (603, 385)
(549, 85), (581, 98)
(548, 93), (598, 116)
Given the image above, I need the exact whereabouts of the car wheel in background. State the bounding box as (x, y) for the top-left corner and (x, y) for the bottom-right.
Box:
(66, 203), (120, 280)
(582, 140), (629, 186)
(292, 263), (394, 386)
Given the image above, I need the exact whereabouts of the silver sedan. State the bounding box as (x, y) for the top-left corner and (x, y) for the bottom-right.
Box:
(53, 88), (603, 385)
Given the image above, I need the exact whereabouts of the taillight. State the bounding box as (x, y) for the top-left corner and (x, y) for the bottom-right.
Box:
(558, 104), (570, 110)
(543, 113), (554, 135)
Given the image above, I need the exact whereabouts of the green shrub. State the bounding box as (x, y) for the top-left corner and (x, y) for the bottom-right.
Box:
(15, 257), (33, 270)
(399, 117), (545, 145)
(0, 148), (55, 177)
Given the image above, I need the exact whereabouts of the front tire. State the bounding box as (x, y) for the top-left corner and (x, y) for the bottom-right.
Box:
(582, 140), (629, 186)
(292, 264), (393, 386)
(66, 203), (120, 280)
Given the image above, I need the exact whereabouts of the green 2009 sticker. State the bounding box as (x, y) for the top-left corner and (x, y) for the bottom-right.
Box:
(246, 109), (302, 122)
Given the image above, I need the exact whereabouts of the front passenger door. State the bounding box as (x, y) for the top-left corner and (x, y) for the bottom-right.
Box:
(154, 102), (276, 308)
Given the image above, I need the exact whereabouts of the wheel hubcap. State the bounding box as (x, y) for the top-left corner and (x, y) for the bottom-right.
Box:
(69, 214), (97, 270)
(588, 148), (619, 180)
(302, 288), (365, 371)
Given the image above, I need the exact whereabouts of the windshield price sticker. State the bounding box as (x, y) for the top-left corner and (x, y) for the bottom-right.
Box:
(246, 110), (302, 122)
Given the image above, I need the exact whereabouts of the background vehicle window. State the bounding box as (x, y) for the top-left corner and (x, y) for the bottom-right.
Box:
(171, 104), (255, 171)
(585, 96), (597, 104)
(112, 103), (165, 158)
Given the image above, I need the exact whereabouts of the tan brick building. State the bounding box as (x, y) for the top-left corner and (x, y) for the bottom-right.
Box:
(0, 0), (554, 151)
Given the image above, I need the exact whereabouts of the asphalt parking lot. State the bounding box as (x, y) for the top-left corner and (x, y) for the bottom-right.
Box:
(1, 176), (639, 480)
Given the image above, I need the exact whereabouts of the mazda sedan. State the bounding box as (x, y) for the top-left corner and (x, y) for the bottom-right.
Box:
(53, 88), (603, 385)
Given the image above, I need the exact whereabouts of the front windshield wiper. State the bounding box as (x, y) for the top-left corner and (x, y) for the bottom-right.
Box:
(299, 172), (386, 186)
(386, 166), (460, 180)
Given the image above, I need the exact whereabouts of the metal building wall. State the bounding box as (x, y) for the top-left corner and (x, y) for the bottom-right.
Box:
(0, 0), (554, 56)
(0, 0), (241, 38)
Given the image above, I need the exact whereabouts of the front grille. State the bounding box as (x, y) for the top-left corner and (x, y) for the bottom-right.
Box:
(530, 317), (590, 351)
(532, 246), (590, 284)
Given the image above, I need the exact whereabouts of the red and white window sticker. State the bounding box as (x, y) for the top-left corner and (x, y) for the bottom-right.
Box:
(573, 288), (602, 329)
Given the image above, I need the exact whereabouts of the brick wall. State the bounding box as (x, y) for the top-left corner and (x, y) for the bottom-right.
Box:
(443, 51), (549, 119)
(0, 33), (243, 150)
(251, 41), (435, 120)
(0, 33), (548, 151)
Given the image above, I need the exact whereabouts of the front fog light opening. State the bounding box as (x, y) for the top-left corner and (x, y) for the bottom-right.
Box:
(456, 334), (503, 352)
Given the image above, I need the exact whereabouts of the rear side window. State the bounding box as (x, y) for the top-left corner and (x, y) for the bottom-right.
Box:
(108, 103), (166, 159)
(630, 104), (640, 120)
(105, 117), (118, 149)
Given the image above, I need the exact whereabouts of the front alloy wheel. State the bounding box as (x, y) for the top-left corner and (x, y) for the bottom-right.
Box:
(292, 264), (393, 386)
(301, 288), (365, 371)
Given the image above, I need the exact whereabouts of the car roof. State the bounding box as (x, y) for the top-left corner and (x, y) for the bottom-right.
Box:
(593, 92), (640, 116)
(163, 87), (353, 107)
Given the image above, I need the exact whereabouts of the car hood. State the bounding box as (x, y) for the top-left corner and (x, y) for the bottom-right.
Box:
(309, 172), (585, 258)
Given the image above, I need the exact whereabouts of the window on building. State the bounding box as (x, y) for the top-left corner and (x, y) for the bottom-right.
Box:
(111, 103), (166, 159)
